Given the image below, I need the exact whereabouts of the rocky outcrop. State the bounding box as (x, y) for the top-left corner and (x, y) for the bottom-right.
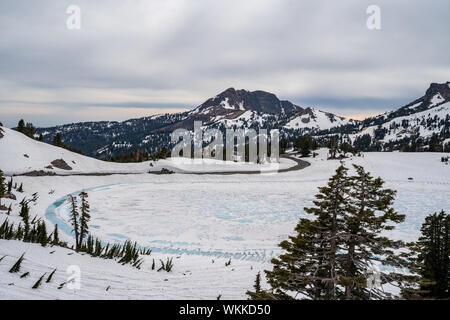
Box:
(51, 159), (72, 170)
(2, 193), (17, 200)
(196, 88), (303, 115)
(425, 82), (450, 101)
(149, 168), (174, 175)
(21, 170), (57, 177)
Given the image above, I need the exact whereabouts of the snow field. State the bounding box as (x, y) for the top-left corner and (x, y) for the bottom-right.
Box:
(1, 147), (449, 299)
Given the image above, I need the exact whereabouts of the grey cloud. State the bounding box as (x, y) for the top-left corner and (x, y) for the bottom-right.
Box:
(0, 0), (449, 127)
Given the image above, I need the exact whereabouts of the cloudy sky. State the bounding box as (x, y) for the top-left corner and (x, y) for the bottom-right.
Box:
(0, 0), (449, 127)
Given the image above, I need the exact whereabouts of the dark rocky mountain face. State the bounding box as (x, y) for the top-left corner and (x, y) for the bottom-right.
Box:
(426, 82), (450, 101)
(197, 87), (302, 115)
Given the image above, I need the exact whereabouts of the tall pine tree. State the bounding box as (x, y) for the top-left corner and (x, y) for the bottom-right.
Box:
(247, 164), (409, 300)
(0, 170), (5, 207)
(69, 195), (80, 251)
(248, 165), (351, 300)
(52, 224), (60, 245)
(7, 177), (12, 193)
(17, 119), (25, 133)
(340, 165), (407, 300)
(78, 192), (91, 249)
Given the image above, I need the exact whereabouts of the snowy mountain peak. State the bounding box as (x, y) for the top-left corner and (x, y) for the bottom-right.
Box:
(360, 81), (449, 128)
(352, 82), (450, 151)
(425, 82), (450, 102)
(284, 107), (358, 131)
(32, 88), (358, 157)
(192, 88), (303, 116)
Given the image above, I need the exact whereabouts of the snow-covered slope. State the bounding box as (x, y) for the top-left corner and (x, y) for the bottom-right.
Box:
(1, 149), (449, 299)
(0, 239), (261, 300)
(349, 82), (450, 149)
(284, 107), (357, 131)
(363, 82), (450, 127)
(352, 101), (450, 144)
(0, 127), (153, 175)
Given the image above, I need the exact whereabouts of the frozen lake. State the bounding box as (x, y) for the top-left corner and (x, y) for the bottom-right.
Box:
(47, 176), (450, 261)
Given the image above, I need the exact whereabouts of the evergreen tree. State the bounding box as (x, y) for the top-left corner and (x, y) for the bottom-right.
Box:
(53, 132), (63, 147)
(0, 170), (5, 206)
(37, 221), (48, 247)
(9, 253), (25, 273)
(340, 165), (407, 300)
(0, 219), (15, 239)
(279, 138), (288, 154)
(149, 147), (170, 161)
(19, 200), (30, 240)
(32, 273), (46, 289)
(84, 234), (94, 254)
(78, 192), (90, 249)
(249, 165), (351, 300)
(254, 272), (261, 292)
(52, 224), (60, 245)
(246, 272), (263, 299)
(353, 134), (372, 152)
(408, 211), (449, 299)
(339, 142), (355, 157)
(247, 164), (409, 300)
(19, 199), (29, 220)
(327, 136), (339, 159)
(294, 136), (313, 157)
(17, 119), (25, 133)
(69, 195), (80, 251)
(46, 268), (57, 283)
(15, 223), (23, 240)
(24, 122), (35, 138)
(7, 177), (12, 193)
(301, 164), (351, 299)
(94, 238), (103, 257)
